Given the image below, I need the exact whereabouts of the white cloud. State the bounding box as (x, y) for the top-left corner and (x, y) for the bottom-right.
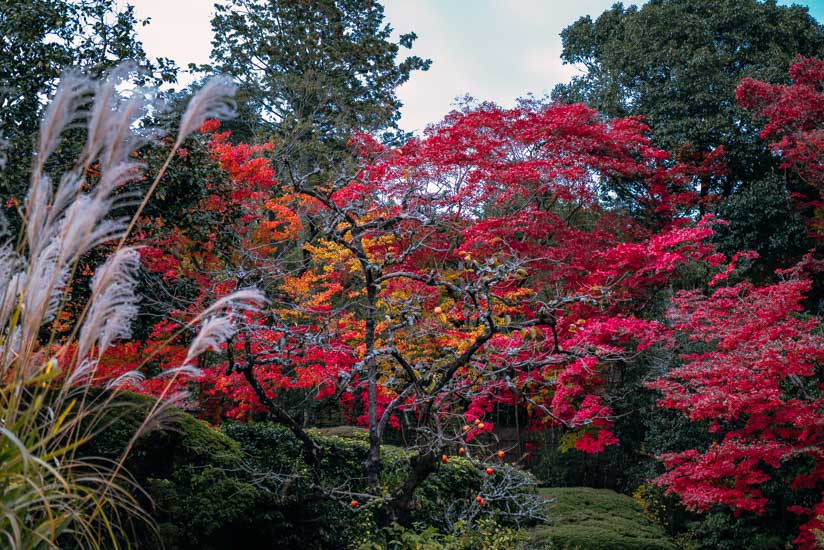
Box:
(522, 47), (579, 85)
(128, 0), (216, 83)
(382, 0), (624, 131)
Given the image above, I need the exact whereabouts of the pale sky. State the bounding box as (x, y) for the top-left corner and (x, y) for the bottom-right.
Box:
(127, 0), (824, 133)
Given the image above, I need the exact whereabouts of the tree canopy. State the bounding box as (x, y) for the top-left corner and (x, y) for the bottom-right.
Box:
(0, 0), (176, 203)
(2, 1), (824, 548)
(553, 0), (824, 196)
(206, 0), (430, 169)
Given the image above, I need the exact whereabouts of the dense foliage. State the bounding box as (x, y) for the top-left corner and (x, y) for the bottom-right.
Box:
(83, 392), (539, 549)
(2, 0), (824, 547)
(0, 0), (176, 209)
(553, 0), (824, 278)
(553, 0), (823, 194)
(205, 0), (430, 166)
(650, 268), (824, 547)
(103, 100), (732, 525)
(529, 487), (676, 550)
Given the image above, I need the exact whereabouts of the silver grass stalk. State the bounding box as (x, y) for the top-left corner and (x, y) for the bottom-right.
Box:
(105, 370), (146, 390)
(36, 73), (93, 165)
(57, 197), (126, 264)
(175, 76), (237, 147)
(65, 359), (99, 388)
(25, 174), (56, 259)
(78, 64), (145, 169)
(176, 290), (267, 377)
(0, 245), (22, 332)
(16, 67), (155, 355)
(23, 240), (68, 330)
(158, 365), (204, 379)
(0, 326), (21, 372)
(116, 75), (235, 251)
(100, 91), (158, 171)
(0, 65), (250, 548)
(201, 288), (268, 317)
(79, 76), (116, 169)
(183, 316), (235, 366)
(45, 172), (83, 238)
(78, 248), (141, 360)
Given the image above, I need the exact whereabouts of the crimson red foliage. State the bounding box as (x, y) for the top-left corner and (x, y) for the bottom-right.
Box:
(738, 56), (824, 184)
(649, 265), (824, 548)
(83, 57), (824, 550)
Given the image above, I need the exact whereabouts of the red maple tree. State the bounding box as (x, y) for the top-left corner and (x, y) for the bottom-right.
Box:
(738, 56), (824, 186)
(649, 258), (824, 548)
(100, 97), (734, 520)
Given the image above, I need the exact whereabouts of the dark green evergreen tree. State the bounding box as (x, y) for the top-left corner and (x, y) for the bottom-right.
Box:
(205, 0), (430, 174)
(0, 0), (176, 207)
(553, 0), (824, 198)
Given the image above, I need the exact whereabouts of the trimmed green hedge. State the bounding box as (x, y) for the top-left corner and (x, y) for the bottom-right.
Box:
(83, 395), (284, 549)
(528, 487), (676, 550)
(83, 393), (537, 549)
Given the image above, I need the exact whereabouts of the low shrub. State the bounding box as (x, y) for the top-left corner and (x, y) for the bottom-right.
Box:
(84, 393), (540, 549)
(226, 422), (542, 541)
(363, 518), (529, 549)
(528, 487), (675, 550)
(82, 393), (282, 549)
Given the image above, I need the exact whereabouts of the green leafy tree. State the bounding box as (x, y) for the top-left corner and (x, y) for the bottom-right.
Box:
(0, 0), (177, 207)
(206, 0), (430, 173)
(713, 174), (812, 274)
(553, 0), (824, 197)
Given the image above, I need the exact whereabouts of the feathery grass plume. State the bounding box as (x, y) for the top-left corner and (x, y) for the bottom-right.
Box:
(78, 248), (141, 360)
(0, 65), (244, 548)
(118, 75), (236, 250)
(184, 316), (235, 366)
(175, 288), (267, 368)
(157, 365), (204, 380)
(0, 217), (22, 334)
(175, 76), (237, 147)
(105, 370), (146, 390)
(202, 288), (267, 317)
(36, 73), (94, 166)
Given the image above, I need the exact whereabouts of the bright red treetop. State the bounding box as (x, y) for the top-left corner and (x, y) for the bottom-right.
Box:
(110, 102), (719, 462)
(738, 56), (824, 184)
(649, 260), (824, 549)
(181, 101), (717, 455)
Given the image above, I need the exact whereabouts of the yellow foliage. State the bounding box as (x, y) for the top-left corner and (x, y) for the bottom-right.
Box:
(303, 240), (357, 273)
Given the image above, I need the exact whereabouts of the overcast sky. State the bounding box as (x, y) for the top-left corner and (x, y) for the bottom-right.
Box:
(127, 0), (824, 133)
